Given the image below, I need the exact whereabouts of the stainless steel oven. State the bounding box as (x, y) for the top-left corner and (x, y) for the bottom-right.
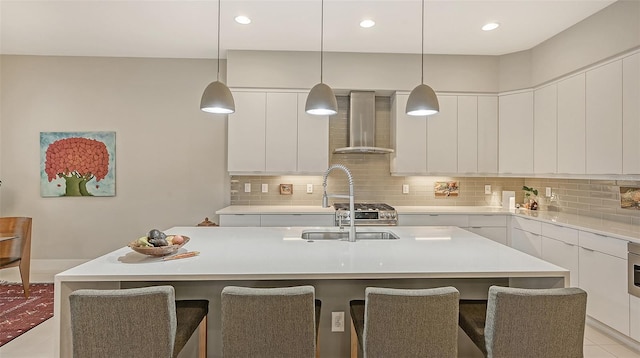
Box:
(629, 242), (640, 298)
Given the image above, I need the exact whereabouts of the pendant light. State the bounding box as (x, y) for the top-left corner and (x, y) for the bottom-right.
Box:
(406, 0), (439, 116)
(200, 0), (235, 114)
(305, 0), (338, 116)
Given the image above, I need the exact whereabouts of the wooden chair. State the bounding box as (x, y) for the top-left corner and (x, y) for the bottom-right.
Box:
(458, 285), (587, 358)
(349, 286), (460, 358)
(69, 285), (209, 358)
(0, 217), (33, 298)
(221, 285), (321, 358)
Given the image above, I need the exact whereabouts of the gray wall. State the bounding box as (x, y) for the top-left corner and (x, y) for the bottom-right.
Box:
(0, 55), (230, 260)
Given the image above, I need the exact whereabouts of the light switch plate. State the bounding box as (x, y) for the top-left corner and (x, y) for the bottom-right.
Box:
(244, 183), (251, 193)
(331, 311), (345, 332)
(306, 184), (313, 194)
(402, 184), (409, 194)
(261, 184), (268, 193)
(546, 187), (552, 197)
(485, 184), (491, 194)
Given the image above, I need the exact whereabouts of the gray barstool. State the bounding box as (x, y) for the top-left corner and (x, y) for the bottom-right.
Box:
(458, 285), (587, 358)
(221, 285), (321, 358)
(69, 286), (208, 358)
(349, 286), (460, 358)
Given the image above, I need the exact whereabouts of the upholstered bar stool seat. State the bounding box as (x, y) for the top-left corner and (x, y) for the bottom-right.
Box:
(221, 285), (321, 358)
(350, 286), (460, 358)
(458, 286), (587, 358)
(69, 286), (208, 358)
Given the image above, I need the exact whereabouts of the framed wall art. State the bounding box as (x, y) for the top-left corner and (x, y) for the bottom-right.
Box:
(40, 132), (116, 197)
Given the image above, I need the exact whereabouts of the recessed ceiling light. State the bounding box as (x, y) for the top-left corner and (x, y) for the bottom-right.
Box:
(235, 15), (251, 25)
(482, 22), (500, 31)
(360, 19), (375, 28)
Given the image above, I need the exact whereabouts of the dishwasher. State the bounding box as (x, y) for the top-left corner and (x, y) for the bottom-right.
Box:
(629, 242), (640, 298)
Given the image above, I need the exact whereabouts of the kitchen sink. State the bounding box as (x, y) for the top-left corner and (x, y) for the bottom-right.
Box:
(301, 230), (399, 241)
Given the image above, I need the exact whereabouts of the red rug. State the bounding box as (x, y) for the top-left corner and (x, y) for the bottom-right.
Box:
(0, 282), (54, 347)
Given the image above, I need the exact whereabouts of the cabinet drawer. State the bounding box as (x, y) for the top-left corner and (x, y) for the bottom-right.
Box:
(511, 228), (542, 258)
(579, 231), (628, 259)
(468, 215), (507, 227)
(260, 214), (333, 227)
(398, 214), (469, 227)
(541, 222), (579, 245)
(219, 214), (261, 227)
(466, 227), (507, 245)
(511, 216), (542, 235)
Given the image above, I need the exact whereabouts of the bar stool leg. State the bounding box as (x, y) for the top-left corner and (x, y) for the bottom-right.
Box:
(198, 316), (207, 358)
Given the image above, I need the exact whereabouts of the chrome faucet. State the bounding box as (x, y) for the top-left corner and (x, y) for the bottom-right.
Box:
(322, 164), (356, 242)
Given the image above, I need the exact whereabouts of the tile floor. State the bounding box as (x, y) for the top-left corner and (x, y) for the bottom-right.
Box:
(0, 314), (639, 357)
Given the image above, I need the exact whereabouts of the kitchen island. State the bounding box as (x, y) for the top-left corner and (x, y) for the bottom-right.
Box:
(54, 226), (568, 358)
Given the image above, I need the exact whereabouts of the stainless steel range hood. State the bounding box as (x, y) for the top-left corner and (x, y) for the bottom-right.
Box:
(333, 91), (394, 154)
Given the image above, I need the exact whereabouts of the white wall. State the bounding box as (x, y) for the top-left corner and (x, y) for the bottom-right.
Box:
(0, 55), (230, 260)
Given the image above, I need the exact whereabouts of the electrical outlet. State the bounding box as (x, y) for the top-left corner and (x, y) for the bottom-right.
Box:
(331, 311), (345, 332)
(546, 187), (552, 197)
(402, 184), (409, 194)
(485, 184), (492, 194)
(261, 184), (268, 193)
(307, 184), (313, 194)
(244, 183), (251, 193)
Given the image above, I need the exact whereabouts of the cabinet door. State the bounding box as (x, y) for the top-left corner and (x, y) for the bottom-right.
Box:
(398, 214), (468, 227)
(466, 227), (507, 245)
(458, 96), (478, 174)
(511, 228), (542, 258)
(260, 214), (333, 227)
(499, 92), (534, 174)
(477, 96), (498, 174)
(533, 84), (557, 174)
(631, 294), (640, 341)
(623, 53), (640, 174)
(265, 93), (298, 173)
(427, 96), (458, 173)
(579, 247), (629, 335)
(228, 92), (266, 173)
(557, 74), (586, 174)
(541, 236), (579, 287)
(219, 214), (261, 227)
(297, 93), (329, 173)
(586, 61), (623, 174)
(391, 94), (427, 174)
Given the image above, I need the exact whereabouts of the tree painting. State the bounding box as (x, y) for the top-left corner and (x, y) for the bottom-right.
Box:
(40, 132), (115, 197)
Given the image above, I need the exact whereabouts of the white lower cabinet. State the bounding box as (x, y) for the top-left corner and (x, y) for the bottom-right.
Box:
(511, 228), (542, 258)
(631, 295), (640, 341)
(219, 214), (262, 227)
(541, 236), (579, 287)
(466, 215), (508, 245)
(397, 214), (469, 227)
(219, 214), (333, 227)
(579, 231), (629, 335)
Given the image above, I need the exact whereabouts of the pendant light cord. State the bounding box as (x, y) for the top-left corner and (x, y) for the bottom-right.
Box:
(217, 0), (221, 81)
(320, 0), (325, 83)
(420, 0), (424, 84)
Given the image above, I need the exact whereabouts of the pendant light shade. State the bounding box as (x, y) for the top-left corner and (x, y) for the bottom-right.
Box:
(406, 0), (439, 116)
(406, 83), (439, 116)
(200, 0), (235, 114)
(306, 82), (338, 115)
(305, 0), (337, 116)
(201, 81), (235, 114)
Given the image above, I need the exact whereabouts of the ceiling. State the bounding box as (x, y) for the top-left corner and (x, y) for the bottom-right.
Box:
(0, 0), (616, 59)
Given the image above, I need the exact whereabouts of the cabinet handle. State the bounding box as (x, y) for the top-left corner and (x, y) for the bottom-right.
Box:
(564, 242), (575, 247)
(429, 214), (439, 217)
(581, 247), (595, 252)
(470, 226), (482, 229)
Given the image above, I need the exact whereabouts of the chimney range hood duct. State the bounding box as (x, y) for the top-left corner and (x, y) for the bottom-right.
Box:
(333, 91), (394, 154)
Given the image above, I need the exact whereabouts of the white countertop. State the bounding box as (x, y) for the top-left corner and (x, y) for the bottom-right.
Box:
(55, 226), (567, 282)
(216, 205), (335, 215)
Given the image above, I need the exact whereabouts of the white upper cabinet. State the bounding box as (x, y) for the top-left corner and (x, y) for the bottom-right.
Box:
(427, 96), (458, 174)
(390, 93), (427, 174)
(557, 73), (586, 174)
(228, 90), (328, 175)
(477, 96), (499, 174)
(458, 96), (478, 174)
(623, 53), (640, 174)
(499, 92), (534, 174)
(533, 84), (557, 174)
(265, 93), (298, 172)
(228, 91), (267, 173)
(586, 61), (623, 174)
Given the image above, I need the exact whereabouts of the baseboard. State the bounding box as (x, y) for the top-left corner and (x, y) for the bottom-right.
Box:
(0, 259), (87, 283)
(587, 316), (640, 353)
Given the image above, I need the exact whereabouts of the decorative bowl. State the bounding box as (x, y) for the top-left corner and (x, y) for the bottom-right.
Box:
(128, 236), (190, 257)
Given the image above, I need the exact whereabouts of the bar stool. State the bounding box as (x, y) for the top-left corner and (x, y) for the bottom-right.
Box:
(458, 286), (587, 358)
(69, 285), (209, 358)
(349, 286), (460, 358)
(221, 285), (321, 358)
